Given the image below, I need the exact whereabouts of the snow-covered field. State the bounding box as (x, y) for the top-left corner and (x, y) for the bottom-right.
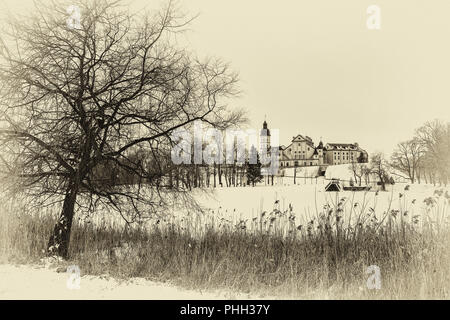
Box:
(1, 164), (448, 299)
(0, 264), (265, 300)
(192, 182), (448, 226)
(74, 164), (449, 230)
(173, 165), (449, 235)
(188, 164), (447, 224)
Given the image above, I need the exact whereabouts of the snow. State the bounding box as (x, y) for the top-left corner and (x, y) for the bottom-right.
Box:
(1, 165), (448, 299)
(190, 182), (449, 231)
(280, 166), (321, 179)
(324, 164), (356, 181)
(67, 176), (448, 232)
(195, 183), (442, 216)
(0, 264), (266, 300)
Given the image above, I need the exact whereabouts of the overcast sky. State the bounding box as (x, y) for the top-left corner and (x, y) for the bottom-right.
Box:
(2, 0), (449, 155)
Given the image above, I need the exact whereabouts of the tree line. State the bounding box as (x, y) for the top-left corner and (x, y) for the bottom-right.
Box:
(390, 119), (449, 185)
(348, 119), (449, 190)
(92, 143), (266, 189)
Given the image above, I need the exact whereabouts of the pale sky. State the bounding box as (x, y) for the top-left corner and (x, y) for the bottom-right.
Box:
(1, 0), (449, 155)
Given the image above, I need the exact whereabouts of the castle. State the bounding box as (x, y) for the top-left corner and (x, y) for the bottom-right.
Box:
(260, 121), (368, 168)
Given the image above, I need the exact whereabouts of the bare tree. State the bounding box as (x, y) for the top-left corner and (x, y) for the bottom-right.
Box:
(370, 152), (390, 191)
(362, 164), (372, 185)
(349, 161), (363, 186)
(0, 0), (244, 258)
(415, 120), (449, 186)
(390, 138), (424, 183)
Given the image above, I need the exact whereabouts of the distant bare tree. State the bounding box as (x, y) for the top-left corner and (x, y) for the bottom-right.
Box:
(370, 152), (390, 191)
(390, 138), (424, 183)
(0, 0), (244, 258)
(349, 161), (368, 186)
(362, 165), (372, 185)
(415, 120), (449, 186)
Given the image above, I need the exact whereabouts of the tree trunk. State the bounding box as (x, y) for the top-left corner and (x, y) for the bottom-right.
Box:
(186, 168), (191, 190)
(213, 163), (217, 188)
(224, 167), (228, 187)
(47, 183), (79, 259)
(380, 174), (386, 191)
(193, 165), (198, 188)
(232, 164), (236, 187)
(169, 168), (173, 188)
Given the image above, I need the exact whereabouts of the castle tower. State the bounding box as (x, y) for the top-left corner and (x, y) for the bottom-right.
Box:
(317, 140), (324, 165)
(260, 120), (271, 156)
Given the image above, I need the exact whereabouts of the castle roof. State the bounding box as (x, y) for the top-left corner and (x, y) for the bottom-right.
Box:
(325, 143), (365, 152)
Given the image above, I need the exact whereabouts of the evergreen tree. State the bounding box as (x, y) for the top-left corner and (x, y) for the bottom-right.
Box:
(246, 146), (263, 186)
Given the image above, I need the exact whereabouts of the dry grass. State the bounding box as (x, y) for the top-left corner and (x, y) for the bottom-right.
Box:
(0, 187), (449, 299)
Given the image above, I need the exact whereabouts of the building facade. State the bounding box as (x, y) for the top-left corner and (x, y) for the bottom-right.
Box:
(323, 143), (368, 165)
(259, 122), (368, 168)
(278, 134), (320, 167)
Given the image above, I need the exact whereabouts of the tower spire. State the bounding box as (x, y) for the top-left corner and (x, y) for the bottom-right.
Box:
(263, 115), (268, 130)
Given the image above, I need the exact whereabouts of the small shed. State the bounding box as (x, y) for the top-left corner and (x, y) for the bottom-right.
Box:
(325, 180), (342, 192)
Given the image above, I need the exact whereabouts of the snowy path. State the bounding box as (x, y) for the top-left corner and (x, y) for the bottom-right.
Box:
(0, 264), (260, 300)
